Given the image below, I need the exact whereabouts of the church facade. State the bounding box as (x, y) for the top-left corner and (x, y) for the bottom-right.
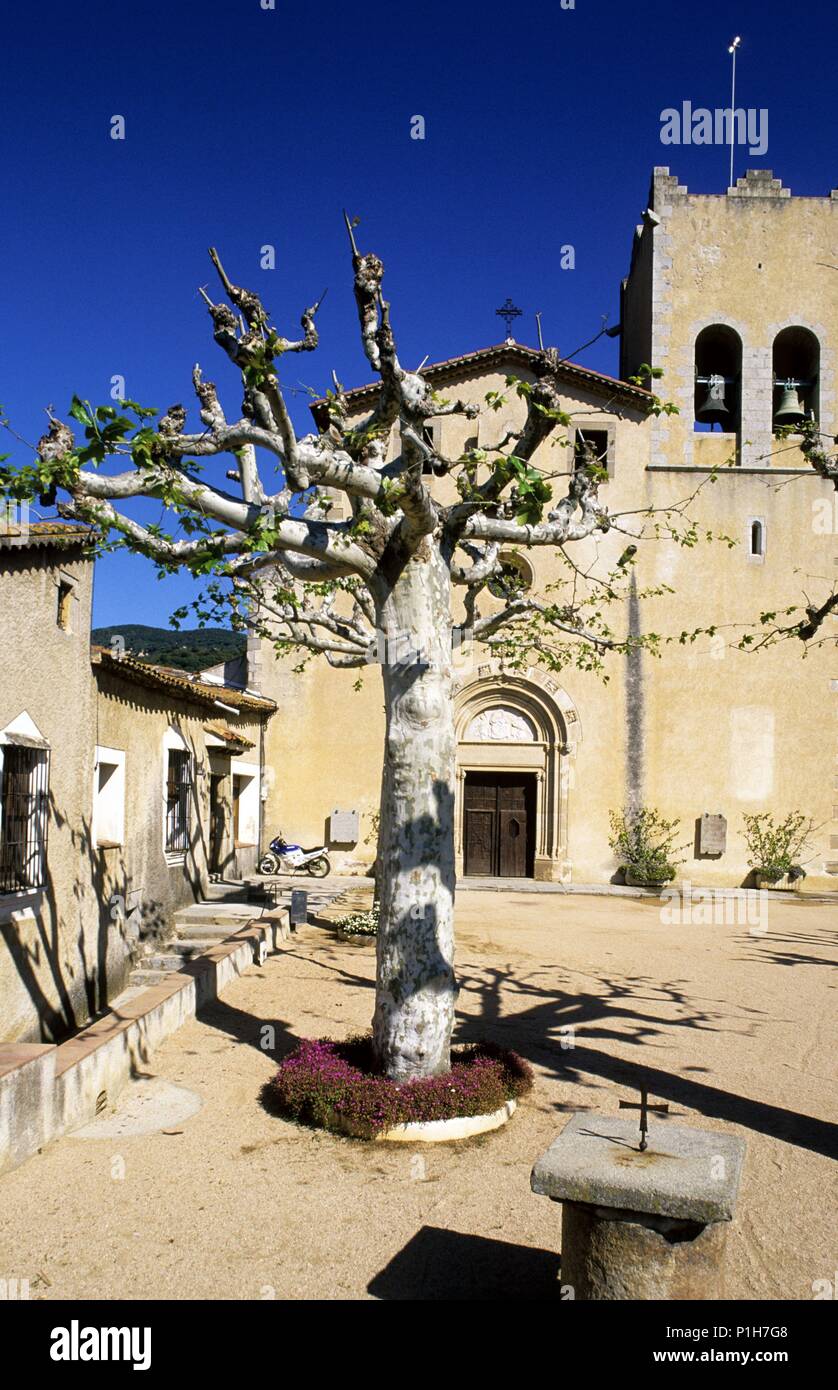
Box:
(257, 168), (838, 892)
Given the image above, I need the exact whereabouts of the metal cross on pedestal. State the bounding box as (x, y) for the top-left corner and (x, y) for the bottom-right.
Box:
(495, 297), (522, 340)
(619, 1085), (669, 1152)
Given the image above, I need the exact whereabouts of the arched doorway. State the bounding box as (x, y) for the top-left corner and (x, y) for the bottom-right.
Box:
(453, 664), (581, 882)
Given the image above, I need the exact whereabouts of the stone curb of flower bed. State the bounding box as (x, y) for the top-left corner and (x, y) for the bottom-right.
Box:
(327, 1099), (517, 1143)
(375, 1099), (517, 1143)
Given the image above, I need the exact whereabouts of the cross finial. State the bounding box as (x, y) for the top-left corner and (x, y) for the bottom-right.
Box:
(495, 297), (523, 341)
(619, 1084), (669, 1151)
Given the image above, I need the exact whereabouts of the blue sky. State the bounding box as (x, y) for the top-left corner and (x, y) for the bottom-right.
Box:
(2, 0), (836, 627)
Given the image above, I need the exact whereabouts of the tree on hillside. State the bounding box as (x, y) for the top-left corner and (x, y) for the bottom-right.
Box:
(1, 223), (715, 1081)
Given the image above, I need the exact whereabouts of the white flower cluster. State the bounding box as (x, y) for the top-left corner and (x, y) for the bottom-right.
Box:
(335, 906), (380, 938)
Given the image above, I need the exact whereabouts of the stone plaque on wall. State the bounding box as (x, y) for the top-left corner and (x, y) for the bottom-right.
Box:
(329, 809), (359, 844)
(699, 813), (727, 856)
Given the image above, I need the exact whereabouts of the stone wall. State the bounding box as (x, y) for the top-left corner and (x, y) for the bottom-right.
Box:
(1, 534), (273, 1045)
(93, 668), (266, 933)
(0, 538), (113, 1043)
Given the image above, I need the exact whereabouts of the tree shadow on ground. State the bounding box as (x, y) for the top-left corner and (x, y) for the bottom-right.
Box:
(367, 1225), (561, 1300)
(195, 993), (298, 1060)
(190, 947), (375, 1051)
(732, 926), (838, 970)
(453, 961), (838, 1161)
(456, 961), (763, 1047)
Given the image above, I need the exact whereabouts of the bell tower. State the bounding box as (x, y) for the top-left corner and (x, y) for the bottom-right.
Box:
(620, 167), (838, 470)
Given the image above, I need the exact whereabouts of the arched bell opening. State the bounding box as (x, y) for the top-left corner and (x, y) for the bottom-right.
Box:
(772, 327), (820, 434)
(694, 325), (742, 436)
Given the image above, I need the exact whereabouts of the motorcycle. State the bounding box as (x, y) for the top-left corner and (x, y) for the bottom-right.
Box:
(259, 832), (331, 878)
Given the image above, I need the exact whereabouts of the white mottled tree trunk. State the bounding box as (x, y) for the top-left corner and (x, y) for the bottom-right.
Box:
(372, 541), (458, 1080)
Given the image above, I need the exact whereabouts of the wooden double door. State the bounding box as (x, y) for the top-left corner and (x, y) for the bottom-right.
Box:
(463, 772), (536, 878)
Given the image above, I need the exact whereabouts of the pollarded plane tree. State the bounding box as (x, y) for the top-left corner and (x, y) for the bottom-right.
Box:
(1, 220), (710, 1081)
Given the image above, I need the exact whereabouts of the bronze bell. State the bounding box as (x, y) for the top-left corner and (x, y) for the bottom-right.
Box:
(774, 383), (805, 425)
(696, 375), (729, 425)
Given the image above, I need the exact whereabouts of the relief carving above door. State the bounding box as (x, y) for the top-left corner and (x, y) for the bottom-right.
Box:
(465, 707), (536, 742)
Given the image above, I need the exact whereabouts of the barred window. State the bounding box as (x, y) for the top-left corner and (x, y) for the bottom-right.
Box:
(165, 748), (192, 853)
(0, 745), (50, 893)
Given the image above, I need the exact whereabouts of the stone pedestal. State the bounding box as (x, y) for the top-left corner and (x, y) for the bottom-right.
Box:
(531, 1113), (746, 1301)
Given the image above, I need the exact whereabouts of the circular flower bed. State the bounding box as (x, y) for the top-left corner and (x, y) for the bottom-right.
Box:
(268, 1035), (533, 1140)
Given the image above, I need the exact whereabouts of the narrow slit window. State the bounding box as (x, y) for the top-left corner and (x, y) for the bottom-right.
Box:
(749, 518), (766, 558)
(56, 581), (74, 632)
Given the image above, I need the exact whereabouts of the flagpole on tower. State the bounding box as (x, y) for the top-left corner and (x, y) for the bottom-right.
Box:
(728, 36), (741, 190)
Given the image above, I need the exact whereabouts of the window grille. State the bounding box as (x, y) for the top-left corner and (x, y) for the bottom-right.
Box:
(165, 749), (192, 853)
(0, 746), (50, 893)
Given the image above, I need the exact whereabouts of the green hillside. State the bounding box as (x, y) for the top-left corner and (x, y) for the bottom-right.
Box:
(91, 624), (247, 674)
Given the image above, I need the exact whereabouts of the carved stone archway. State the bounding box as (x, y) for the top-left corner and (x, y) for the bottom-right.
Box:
(453, 661), (582, 881)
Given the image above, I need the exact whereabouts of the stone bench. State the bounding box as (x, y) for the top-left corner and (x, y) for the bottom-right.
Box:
(531, 1112), (746, 1299)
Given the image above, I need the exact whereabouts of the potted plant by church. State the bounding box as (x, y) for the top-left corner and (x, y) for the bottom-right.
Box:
(743, 812), (815, 891)
(609, 806), (684, 889)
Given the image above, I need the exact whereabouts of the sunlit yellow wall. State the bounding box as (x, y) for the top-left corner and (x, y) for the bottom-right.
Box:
(260, 170), (838, 892)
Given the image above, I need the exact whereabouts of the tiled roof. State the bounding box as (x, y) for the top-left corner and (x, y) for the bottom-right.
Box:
(91, 647), (276, 715)
(310, 341), (654, 427)
(0, 521), (94, 551)
(203, 720), (256, 750)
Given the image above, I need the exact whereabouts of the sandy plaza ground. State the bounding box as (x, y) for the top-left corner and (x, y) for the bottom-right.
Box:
(1, 889), (835, 1301)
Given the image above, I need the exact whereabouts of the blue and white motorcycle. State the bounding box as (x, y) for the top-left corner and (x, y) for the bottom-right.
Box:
(259, 832), (331, 878)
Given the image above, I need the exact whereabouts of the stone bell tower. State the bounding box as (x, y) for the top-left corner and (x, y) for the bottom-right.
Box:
(620, 167), (838, 471)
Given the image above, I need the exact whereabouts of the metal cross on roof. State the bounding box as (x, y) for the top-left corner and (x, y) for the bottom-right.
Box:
(495, 297), (523, 340)
(619, 1084), (669, 1152)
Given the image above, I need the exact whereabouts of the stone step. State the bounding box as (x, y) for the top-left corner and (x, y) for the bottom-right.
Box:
(167, 940), (220, 956)
(179, 899), (255, 913)
(172, 909), (254, 928)
(140, 952), (194, 972)
(126, 910), (291, 988)
(175, 924), (231, 941)
(128, 968), (175, 987)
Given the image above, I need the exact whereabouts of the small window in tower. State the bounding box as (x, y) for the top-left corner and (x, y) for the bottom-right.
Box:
(571, 424), (615, 479)
(421, 421), (446, 475)
(748, 517), (766, 561)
